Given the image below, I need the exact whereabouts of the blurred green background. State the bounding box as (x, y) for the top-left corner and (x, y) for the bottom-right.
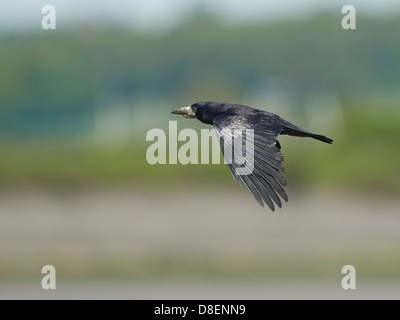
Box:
(0, 1), (400, 299)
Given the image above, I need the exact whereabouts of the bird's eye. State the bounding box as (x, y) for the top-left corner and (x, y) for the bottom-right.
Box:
(191, 106), (197, 112)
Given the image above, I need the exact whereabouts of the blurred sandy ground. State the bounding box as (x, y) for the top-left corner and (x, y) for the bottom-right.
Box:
(0, 187), (399, 299)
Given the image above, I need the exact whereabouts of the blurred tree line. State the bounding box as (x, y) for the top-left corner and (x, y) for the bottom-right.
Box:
(1, 14), (399, 114)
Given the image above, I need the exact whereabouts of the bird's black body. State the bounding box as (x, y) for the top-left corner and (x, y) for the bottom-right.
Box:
(172, 102), (333, 211)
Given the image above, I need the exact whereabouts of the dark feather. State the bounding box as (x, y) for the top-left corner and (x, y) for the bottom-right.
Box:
(214, 112), (288, 209)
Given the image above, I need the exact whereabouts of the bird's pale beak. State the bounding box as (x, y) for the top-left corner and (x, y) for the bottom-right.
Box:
(171, 106), (196, 118)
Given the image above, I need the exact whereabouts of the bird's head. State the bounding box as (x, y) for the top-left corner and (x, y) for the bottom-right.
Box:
(171, 102), (229, 124)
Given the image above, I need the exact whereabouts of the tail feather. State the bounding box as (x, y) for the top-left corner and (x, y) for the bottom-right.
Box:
(281, 126), (333, 144)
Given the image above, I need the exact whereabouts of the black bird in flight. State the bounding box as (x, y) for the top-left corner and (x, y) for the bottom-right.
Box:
(172, 102), (333, 211)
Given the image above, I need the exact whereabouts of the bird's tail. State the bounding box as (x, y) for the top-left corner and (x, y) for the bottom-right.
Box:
(280, 124), (333, 144)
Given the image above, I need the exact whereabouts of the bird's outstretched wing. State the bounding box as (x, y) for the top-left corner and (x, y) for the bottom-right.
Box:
(213, 112), (287, 211)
